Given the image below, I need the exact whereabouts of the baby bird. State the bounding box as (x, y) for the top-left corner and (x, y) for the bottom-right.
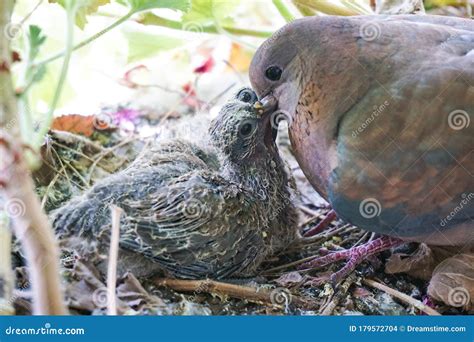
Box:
(52, 88), (298, 279)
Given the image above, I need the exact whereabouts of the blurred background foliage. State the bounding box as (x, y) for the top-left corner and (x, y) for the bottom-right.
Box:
(9, 0), (472, 150)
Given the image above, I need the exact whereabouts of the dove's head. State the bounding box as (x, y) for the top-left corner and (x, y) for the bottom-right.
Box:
(249, 19), (312, 121)
(209, 87), (279, 165)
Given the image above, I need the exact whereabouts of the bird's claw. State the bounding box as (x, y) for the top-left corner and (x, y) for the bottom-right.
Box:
(298, 236), (404, 285)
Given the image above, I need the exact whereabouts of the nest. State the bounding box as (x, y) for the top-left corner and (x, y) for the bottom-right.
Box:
(11, 111), (471, 316)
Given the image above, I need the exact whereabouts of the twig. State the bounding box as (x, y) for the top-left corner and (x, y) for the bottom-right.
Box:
(35, 10), (134, 68)
(155, 278), (315, 309)
(0, 0), (67, 315)
(36, 9), (273, 70)
(0, 214), (14, 314)
(301, 224), (354, 246)
(352, 232), (368, 246)
(42, 145), (85, 190)
(262, 254), (319, 274)
(362, 279), (441, 316)
(298, 205), (320, 217)
(51, 140), (96, 163)
(33, 0), (76, 148)
(50, 130), (106, 153)
(86, 137), (138, 183)
(298, 212), (323, 228)
(320, 273), (357, 315)
(40, 170), (62, 209)
(63, 160), (90, 187)
(107, 205), (122, 316)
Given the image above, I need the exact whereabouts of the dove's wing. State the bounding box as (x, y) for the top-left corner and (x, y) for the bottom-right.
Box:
(326, 16), (474, 244)
(383, 14), (474, 32)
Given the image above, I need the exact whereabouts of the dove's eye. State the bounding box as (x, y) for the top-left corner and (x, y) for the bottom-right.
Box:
(237, 88), (257, 103)
(265, 66), (282, 81)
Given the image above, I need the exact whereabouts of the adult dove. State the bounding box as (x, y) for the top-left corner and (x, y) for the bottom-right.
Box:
(250, 15), (473, 282)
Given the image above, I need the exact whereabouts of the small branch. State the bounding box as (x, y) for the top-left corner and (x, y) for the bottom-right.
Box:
(33, 0), (76, 148)
(138, 13), (273, 38)
(35, 10), (134, 68)
(320, 273), (357, 315)
(0, 137), (68, 315)
(36, 9), (272, 70)
(0, 214), (14, 315)
(155, 278), (315, 309)
(363, 279), (441, 316)
(293, 0), (361, 15)
(107, 205), (122, 316)
(0, 0), (67, 315)
(272, 0), (297, 22)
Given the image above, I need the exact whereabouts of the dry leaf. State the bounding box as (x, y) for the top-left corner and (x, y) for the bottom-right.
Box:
(428, 253), (474, 310)
(65, 260), (129, 313)
(385, 243), (436, 280)
(275, 271), (304, 286)
(51, 114), (95, 137)
(116, 272), (165, 310)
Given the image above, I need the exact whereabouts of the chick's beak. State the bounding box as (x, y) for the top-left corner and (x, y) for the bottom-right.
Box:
(254, 94), (278, 116)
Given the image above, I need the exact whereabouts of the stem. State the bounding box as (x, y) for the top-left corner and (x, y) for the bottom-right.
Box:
(363, 279), (441, 316)
(35, 9), (272, 70)
(272, 0), (297, 22)
(35, 10), (134, 68)
(156, 278), (316, 309)
(293, 0), (360, 15)
(0, 214), (14, 315)
(0, 0), (67, 315)
(292, 1), (317, 16)
(107, 206), (122, 316)
(17, 39), (36, 140)
(33, 0), (77, 148)
(139, 13), (273, 38)
(341, 0), (373, 14)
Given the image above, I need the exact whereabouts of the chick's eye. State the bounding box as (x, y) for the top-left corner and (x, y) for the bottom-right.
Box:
(237, 89), (257, 103)
(265, 66), (282, 81)
(239, 121), (256, 137)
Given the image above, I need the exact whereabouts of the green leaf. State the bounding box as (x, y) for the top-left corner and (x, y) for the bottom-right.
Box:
(32, 64), (47, 84)
(117, 0), (191, 13)
(27, 25), (47, 62)
(182, 0), (239, 25)
(123, 29), (185, 62)
(49, 0), (111, 29)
